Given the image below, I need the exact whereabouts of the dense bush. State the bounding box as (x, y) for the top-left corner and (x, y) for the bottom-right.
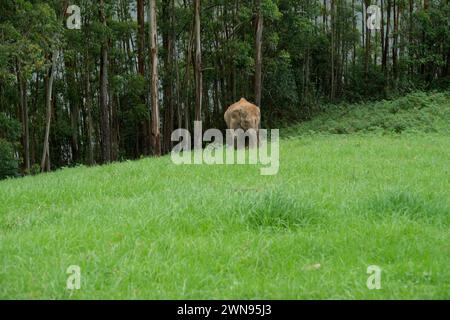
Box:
(0, 139), (19, 179)
(0, 113), (20, 179)
(284, 91), (450, 137)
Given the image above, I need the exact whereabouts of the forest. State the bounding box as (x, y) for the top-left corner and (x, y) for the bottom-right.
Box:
(0, 0), (449, 178)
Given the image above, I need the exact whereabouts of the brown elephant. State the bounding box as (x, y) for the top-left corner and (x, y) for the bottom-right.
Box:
(224, 97), (260, 147)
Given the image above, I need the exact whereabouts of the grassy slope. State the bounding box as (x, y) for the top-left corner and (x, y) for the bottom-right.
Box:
(284, 91), (450, 136)
(1, 94), (449, 299)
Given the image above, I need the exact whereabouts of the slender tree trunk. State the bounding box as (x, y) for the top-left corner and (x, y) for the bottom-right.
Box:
(254, 0), (263, 107)
(175, 45), (182, 129)
(420, 0), (428, 77)
(84, 58), (94, 165)
(136, 0), (149, 157)
(184, 21), (194, 132)
(137, 0), (145, 76)
(408, 0), (413, 77)
(41, 51), (58, 171)
(109, 56), (118, 161)
(194, 0), (202, 122)
(40, 1), (68, 172)
(364, 0), (370, 92)
(99, 0), (111, 163)
(336, 0), (343, 97)
(31, 73), (40, 165)
(361, 0), (365, 51)
(383, 0), (391, 79)
(392, 0), (398, 83)
(162, 0), (175, 154)
(65, 58), (79, 163)
(381, 0), (385, 66)
(352, 0), (356, 69)
(17, 63), (30, 172)
(330, 0), (335, 100)
(150, 0), (161, 156)
(137, 0), (149, 155)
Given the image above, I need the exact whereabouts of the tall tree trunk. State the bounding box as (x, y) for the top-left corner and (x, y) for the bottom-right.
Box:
(109, 56), (118, 161)
(65, 58), (79, 163)
(150, 0), (161, 156)
(383, 0), (391, 79)
(420, 0), (428, 77)
(137, 0), (150, 156)
(175, 45), (183, 129)
(99, 0), (111, 163)
(408, 0), (413, 77)
(163, 0), (175, 154)
(194, 0), (202, 122)
(330, 0), (336, 100)
(17, 62), (30, 172)
(137, 0), (145, 76)
(361, 0), (365, 51)
(84, 57), (94, 165)
(254, 0), (263, 107)
(70, 94), (79, 163)
(364, 0), (370, 93)
(392, 0), (398, 83)
(31, 73), (40, 165)
(184, 21), (194, 132)
(40, 51), (58, 171)
(40, 0), (68, 172)
(352, 0), (356, 70)
(381, 0), (385, 67)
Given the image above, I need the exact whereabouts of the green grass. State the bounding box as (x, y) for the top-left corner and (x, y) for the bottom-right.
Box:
(1, 92), (449, 299)
(1, 134), (449, 299)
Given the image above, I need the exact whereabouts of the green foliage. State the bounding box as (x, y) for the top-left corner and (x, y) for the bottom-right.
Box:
(0, 113), (21, 142)
(262, 0), (283, 21)
(0, 138), (19, 179)
(285, 92), (450, 136)
(29, 163), (41, 176)
(263, 50), (299, 124)
(0, 113), (20, 179)
(0, 114), (20, 179)
(345, 63), (387, 101)
(407, 5), (450, 87)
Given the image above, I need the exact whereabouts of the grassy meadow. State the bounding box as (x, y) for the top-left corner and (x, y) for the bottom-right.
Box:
(1, 93), (449, 299)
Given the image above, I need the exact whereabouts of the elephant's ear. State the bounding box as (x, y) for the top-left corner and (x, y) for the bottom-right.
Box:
(224, 109), (230, 127)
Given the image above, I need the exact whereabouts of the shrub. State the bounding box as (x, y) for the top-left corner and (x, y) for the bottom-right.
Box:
(0, 139), (19, 179)
(0, 113), (21, 179)
(286, 91), (450, 136)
